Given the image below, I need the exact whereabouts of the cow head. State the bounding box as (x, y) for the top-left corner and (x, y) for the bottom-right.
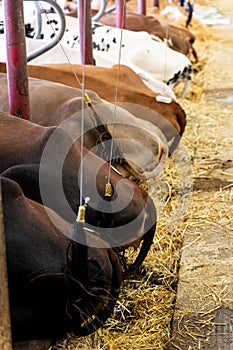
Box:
(64, 222), (122, 335)
(84, 101), (168, 180)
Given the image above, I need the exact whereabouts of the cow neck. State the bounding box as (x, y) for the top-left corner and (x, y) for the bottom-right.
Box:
(86, 99), (110, 137)
(83, 93), (112, 158)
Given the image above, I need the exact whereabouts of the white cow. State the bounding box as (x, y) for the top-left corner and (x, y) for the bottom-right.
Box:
(28, 13), (192, 92)
(90, 23), (192, 90)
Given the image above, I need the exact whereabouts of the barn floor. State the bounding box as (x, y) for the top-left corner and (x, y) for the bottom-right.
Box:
(50, 1), (233, 349)
(170, 0), (233, 348)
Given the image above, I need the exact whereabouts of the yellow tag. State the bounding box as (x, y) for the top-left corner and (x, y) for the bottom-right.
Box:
(76, 205), (86, 223)
(84, 93), (91, 105)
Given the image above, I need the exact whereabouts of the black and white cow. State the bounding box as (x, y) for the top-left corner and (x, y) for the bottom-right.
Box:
(90, 22), (192, 92)
(0, 7), (190, 98)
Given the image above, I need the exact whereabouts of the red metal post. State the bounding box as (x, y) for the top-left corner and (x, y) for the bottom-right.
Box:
(78, 0), (94, 65)
(138, 0), (146, 15)
(3, 0), (30, 120)
(116, 0), (126, 28)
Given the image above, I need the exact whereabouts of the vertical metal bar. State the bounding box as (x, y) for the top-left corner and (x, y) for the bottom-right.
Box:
(116, 0), (126, 28)
(3, 0), (31, 120)
(138, 0), (146, 15)
(0, 183), (13, 350)
(78, 0), (94, 65)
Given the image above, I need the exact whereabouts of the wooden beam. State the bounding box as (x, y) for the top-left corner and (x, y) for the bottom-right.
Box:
(0, 183), (13, 350)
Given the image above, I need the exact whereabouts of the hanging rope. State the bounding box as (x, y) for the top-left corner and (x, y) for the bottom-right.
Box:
(71, 1), (88, 253)
(163, 21), (169, 95)
(79, 0), (86, 210)
(37, 0), (88, 226)
(37, 0), (127, 204)
(106, 0), (127, 193)
(37, 1), (83, 87)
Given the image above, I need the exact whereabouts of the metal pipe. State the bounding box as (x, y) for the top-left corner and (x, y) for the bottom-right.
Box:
(33, 0), (43, 39)
(3, 0), (31, 119)
(26, 0), (66, 62)
(92, 0), (108, 22)
(116, 0), (126, 28)
(105, 0), (130, 14)
(138, 0), (146, 15)
(78, 0), (94, 65)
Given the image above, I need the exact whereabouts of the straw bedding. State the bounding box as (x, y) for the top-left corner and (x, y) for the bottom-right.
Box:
(52, 1), (233, 349)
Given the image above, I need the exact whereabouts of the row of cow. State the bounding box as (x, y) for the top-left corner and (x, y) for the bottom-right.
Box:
(0, 1), (197, 349)
(0, 1), (198, 98)
(0, 65), (187, 348)
(0, 103), (155, 345)
(0, 73), (166, 349)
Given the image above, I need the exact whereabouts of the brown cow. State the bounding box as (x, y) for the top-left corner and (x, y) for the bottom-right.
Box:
(0, 111), (157, 273)
(1, 176), (122, 345)
(0, 71), (167, 179)
(0, 62), (186, 153)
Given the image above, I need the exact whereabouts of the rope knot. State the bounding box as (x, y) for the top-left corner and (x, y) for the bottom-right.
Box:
(76, 197), (90, 223)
